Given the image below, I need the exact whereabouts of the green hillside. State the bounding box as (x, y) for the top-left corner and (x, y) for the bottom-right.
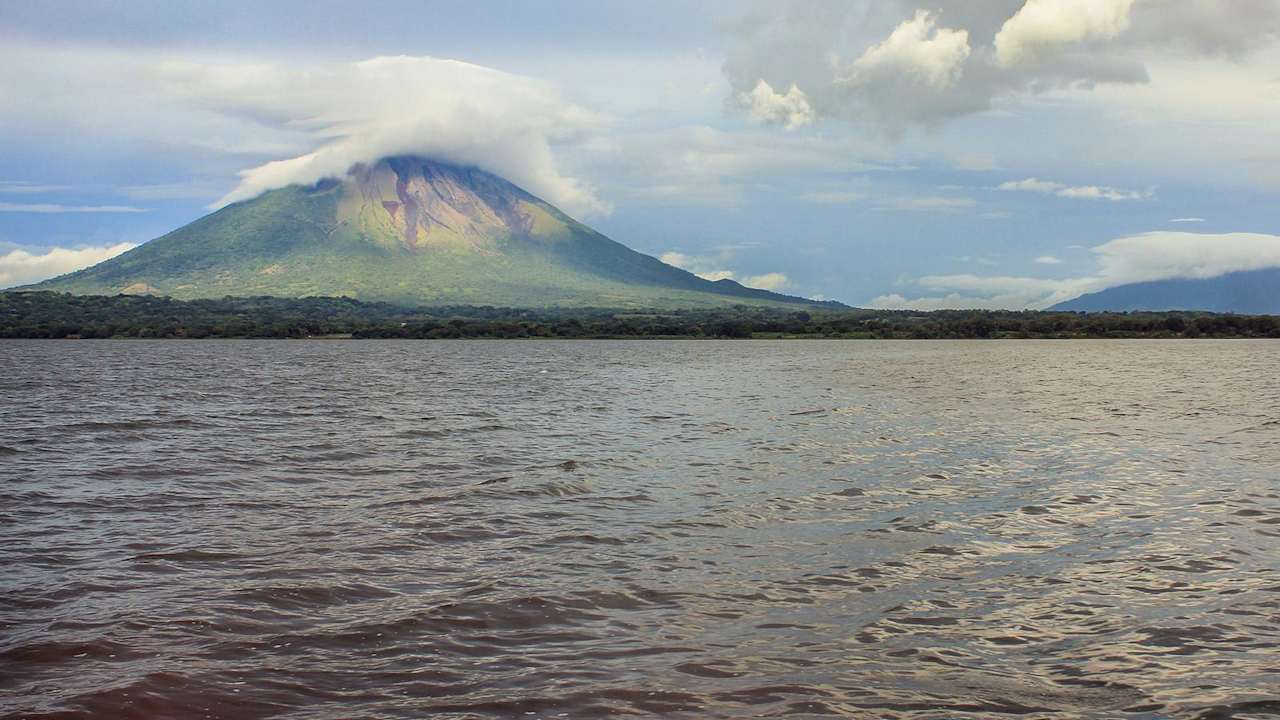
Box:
(27, 157), (835, 309)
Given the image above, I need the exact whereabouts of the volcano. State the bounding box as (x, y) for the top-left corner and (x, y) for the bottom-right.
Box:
(27, 157), (835, 309)
(1049, 268), (1280, 314)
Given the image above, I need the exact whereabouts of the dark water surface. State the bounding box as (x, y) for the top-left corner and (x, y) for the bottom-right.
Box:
(3, 340), (1279, 719)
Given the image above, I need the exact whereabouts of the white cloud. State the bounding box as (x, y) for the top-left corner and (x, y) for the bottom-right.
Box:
(699, 270), (737, 282)
(721, 0), (1280, 133)
(1170, 217), (1206, 223)
(998, 177), (1065, 194)
(737, 80), (815, 130)
(1034, 255), (1063, 264)
(0, 202), (148, 213)
(0, 243), (136, 288)
(168, 55), (613, 217)
(1092, 231), (1280, 283)
(742, 272), (789, 291)
(869, 271), (1096, 310)
(869, 289), (1069, 311)
(661, 249), (787, 289)
(870, 231), (1280, 309)
(660, 250), (736, 281)
(833, 8), (984, 128)
(868, 293), (914, 308)
(659, 251), (694, 268)
(998, 177), (1152, 201)
(1057, 185), (1152, 201)
(845, 10), (971, 89)
(995, 0), (1138, 67)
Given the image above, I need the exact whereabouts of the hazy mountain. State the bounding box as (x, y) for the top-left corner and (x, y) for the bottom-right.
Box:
(1050, 269), (1280, 314)
(27, 157), (837, 309)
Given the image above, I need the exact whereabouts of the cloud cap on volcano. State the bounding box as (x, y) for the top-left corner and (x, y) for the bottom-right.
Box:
(185, 55), (611, 217)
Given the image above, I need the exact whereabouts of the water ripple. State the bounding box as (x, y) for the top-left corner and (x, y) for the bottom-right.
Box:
(2, 339), (1278, 719)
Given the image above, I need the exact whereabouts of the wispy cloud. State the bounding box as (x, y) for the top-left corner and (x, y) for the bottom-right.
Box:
(1034, 255), (1063, 264)
(1169, 217), (1206, 223)
(798, 190), (868, 205)
(799, 186), (976, 212)
(117, 181), (228, 201)
(955, 255), (1000, 267)
(0, 202), (148, 214)
(998, 177), (1153, 201)
(0, 181), (72, 194)
(875, 195), (976, 213)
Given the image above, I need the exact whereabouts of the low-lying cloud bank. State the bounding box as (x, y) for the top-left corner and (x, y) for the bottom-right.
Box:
(172, 56), (612, 218)
(871, 231), (1280, 310)
(0, 243), (136, 289)
(660, 250), (790, 291)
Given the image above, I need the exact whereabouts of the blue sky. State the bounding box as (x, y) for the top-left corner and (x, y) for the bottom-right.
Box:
(2, 0), (1279, 306)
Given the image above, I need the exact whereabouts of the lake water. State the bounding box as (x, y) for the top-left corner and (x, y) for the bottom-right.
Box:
(3, 339), (1279, 719)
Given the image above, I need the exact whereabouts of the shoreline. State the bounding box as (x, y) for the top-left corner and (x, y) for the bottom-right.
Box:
(5, 291), (1278, 341)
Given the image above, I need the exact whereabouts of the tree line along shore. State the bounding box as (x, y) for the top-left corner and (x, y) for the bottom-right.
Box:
(3, 292), (1279, 340)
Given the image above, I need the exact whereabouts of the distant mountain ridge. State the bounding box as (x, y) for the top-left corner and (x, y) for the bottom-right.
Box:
(1050, 268), (1280, 314)
(27, 157), (839, 309)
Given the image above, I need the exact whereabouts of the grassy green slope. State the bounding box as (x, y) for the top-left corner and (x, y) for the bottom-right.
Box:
(42, 184), (357, 294)
(505, 191), (822, 305)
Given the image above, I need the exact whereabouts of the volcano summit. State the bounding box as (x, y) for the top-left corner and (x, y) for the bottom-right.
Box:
(28, 157), (832, 309)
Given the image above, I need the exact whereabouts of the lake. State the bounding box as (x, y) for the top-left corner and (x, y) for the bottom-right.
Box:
(3, 339), (1279, 719)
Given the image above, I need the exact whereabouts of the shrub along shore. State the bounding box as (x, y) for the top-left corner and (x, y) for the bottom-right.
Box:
(3, 291), (1278, 340)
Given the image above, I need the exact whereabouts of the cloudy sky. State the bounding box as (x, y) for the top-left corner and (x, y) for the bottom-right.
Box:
(2, 0), (1279, 306)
